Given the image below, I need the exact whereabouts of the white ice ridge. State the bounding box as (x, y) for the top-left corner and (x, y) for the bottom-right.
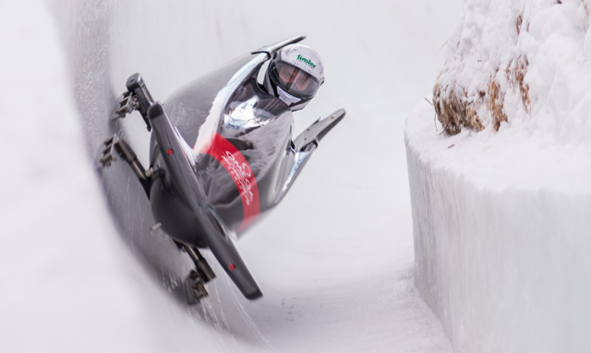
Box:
(406, 0), (591, 352)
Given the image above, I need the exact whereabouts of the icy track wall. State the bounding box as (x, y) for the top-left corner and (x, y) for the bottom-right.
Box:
(44, 0), (464, 352)
(406, 1), (591, 352)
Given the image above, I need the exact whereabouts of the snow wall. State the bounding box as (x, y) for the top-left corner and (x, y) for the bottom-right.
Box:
(406, 1), (591, 352)
(1, 0), (468, 352)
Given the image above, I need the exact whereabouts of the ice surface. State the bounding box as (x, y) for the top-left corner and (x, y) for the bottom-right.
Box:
(1, 0), (463, 352)
(407, 0), (591, 352)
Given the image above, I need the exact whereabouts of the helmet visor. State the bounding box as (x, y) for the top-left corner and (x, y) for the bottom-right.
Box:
(272, 62), (320, 99)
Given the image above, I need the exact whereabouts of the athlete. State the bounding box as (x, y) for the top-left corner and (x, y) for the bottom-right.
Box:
(262, 43), (324, 111)
(103, 37), (343, 304)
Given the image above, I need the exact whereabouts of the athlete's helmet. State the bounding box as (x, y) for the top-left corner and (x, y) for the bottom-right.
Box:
(264, 44), (324, 111)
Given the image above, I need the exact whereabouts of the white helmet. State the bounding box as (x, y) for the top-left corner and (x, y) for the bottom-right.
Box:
(264, 44), (324, 111)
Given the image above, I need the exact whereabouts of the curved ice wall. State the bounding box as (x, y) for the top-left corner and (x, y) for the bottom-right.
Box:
(4, 0), (462, 351)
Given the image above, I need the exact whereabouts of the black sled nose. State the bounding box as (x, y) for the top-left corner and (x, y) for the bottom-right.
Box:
(148, 102), (262, 300)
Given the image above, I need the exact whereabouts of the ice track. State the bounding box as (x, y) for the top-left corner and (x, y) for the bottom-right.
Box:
(2, 1), (461, 352)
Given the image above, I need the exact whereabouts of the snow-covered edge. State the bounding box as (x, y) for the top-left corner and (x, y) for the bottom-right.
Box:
(405, 102), (591, 353)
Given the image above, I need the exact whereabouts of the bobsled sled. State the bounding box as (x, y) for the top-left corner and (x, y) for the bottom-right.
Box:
(99, 35), (345, 304)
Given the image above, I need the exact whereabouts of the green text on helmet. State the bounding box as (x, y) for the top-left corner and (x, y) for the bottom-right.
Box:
(297, 55), (316, 69)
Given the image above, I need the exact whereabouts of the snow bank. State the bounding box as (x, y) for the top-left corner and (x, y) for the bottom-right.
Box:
(406, 0), (591, 352)
(434, 0), (591, 143)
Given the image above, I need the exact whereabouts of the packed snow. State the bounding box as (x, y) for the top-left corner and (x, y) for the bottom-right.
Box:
(406, 0), (591, 352)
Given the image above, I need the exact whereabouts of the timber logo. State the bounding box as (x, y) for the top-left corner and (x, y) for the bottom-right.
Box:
(297, 54), (316, 69)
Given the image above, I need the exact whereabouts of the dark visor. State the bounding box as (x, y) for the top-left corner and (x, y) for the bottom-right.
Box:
(272, 62), (320, 99)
